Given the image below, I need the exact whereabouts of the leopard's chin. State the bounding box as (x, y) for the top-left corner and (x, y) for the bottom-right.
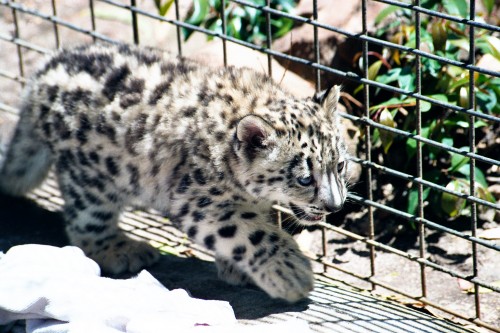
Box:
(289, 203), (328, 225)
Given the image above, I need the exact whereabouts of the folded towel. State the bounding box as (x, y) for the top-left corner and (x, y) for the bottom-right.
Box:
(0, 244), (310, 333)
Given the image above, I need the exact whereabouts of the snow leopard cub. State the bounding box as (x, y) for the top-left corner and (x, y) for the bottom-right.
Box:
(0, 43), (349, 302)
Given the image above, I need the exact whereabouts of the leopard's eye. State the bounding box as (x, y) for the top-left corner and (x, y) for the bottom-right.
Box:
(337, 160), (346, 174)
(297, 175), (314, 186)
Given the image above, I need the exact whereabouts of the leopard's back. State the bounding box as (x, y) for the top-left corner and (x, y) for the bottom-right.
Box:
(9, 44), (294, 205)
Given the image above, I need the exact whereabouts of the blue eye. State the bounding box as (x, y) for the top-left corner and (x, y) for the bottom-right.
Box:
(297, 175), (314, 186)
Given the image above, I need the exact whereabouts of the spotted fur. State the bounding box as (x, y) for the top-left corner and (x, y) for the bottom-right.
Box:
(0, 43), (350, 302)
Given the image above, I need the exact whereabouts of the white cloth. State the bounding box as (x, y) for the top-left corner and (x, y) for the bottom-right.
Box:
(0, 244), (310, 333)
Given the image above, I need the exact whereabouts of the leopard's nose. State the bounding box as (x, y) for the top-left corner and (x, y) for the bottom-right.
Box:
(324, 202), (343, 213)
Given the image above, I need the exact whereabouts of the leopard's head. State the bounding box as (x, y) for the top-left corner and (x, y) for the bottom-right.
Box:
(232, 85), (351, 225)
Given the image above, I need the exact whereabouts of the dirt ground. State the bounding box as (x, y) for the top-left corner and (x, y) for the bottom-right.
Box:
(0, 0), (498, 331)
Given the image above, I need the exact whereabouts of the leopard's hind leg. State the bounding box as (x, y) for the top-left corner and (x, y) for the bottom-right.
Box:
(57, 169), (159, 275)
(0, 103), (53, 196)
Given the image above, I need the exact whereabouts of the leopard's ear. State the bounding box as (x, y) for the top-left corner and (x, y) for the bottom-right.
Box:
(236, 115), (274, 148)
(313, 85), (340, 119)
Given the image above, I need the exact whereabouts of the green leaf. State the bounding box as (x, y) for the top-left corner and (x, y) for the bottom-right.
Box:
(456, 120), (470, 128)
(441, 180), (467, 217)
(208, 17), (223, 36)
(408, 189), (418, 215)
(420, 125), (431, 139)
(448, 39), (470, 52)
(208, 0), (221, 8)
(443, 0), (468, 18)
(481, 0), (494, 15)
(245, 6), (259, 25)
(232, 18), (244, 39)
(421, 0), (440, 9)
(397, 67), (415, 92)
(372, 128), (380, 146)
(158, 0), (175, 16)
(374, 5), (401, 25)
(431, 20), (447, 51)
(370, 96), (409, 111)
(183, 0), (210, 40)
(457, 164), (488, 188)
(353, 84), (364, 96)
(376, 68), (402, 85)
(476, 89), (500, 113)
(275, 19), (294, 39)
(484, 35), (500, 60)
(477, 185), (496, 203)
(448, 147), (470, 173)
(407, 187), (431, 215)
(429, 94), (449, 103)
(422, 57), (441, 77)
(368, 60), (383, 81)
(406, 137), (416, 159)
(275, 0), (295, 12)
(448, 76), (470, 91)
(181, 0), (297, 43)
(453, 119), (489, 128)
(378, 108), (397, 154)
(420, 100), (431, 112)
(441, 136), (453, 148)
(187, 0), (210, 25)
(231, 5), (246, 18)
(94, 7), (132, 23)
(458, 86), (469, 108)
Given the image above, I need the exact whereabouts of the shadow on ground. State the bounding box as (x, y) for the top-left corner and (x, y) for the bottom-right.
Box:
(149, 255), (309, 319)
(0, 194), (475, 332)
(0, 193), (308, 320)
(0, 193), (68, 249)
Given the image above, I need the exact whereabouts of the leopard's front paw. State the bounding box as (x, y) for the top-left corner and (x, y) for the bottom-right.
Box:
(251, 246), (314, 302)
(82, 235), (160, 275)
(216, 257), (251, 286)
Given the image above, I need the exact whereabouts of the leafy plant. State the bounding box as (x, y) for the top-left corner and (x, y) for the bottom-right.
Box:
(154, 0), (175, 16)
(361, 0), (499, 220)
(181, 0), (297, 44)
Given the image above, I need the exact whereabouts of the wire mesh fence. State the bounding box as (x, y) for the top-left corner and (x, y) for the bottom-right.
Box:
(0, 0), (499, 331)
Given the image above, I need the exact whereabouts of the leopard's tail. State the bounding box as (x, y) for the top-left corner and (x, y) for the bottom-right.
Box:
(0, 103), (53, 196)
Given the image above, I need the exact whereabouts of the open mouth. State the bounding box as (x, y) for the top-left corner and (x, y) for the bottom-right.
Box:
(289, 203), (326, 222)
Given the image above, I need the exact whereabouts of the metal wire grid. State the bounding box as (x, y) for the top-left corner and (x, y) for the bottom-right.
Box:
(0, 0), (499, 331)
